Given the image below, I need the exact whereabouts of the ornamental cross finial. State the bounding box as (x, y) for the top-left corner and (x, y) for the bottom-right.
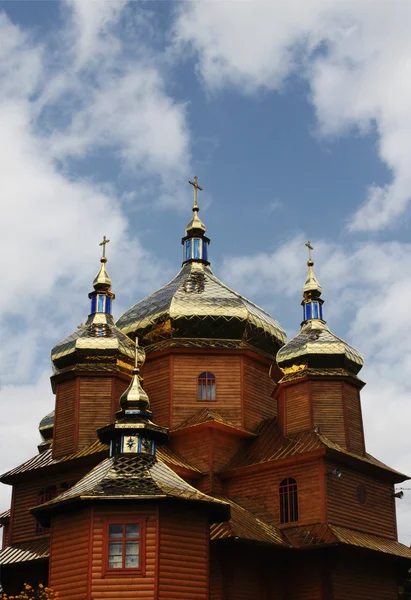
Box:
(305, 240), (313, 262)
(99, 235), (110, 258)
(189, 176), (203, 209)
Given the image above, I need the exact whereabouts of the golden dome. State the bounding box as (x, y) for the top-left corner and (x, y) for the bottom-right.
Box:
(277, 241), (363, 376)
(117, 178), (286, 357)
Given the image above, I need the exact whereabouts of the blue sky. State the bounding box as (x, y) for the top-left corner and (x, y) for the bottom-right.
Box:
(2, 0), (411, 542)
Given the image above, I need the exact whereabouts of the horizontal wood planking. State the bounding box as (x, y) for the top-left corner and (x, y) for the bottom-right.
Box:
(1, 523), (9, 549)
(49, 509), (89, 599)
(10, 465), (92, 544)
(285, 553), (324, 600)
(209, 546), (223, 600)
(331, 552), (401, 600)
(311, 381), (347, 448)
(114, 377), (129, 417)
(171, 428), (211, 473)
(243, 356), (276, 431)
(343, 383), (365, 455)
(172, 354), (242, 428)
(143, 356), (171, 428)
(78, 377), (112, 448)
(228, 460), (322, 526)
(158, 505), (209, 600)
(91, 504), (157, 599)
(326, 460), (397, 539)
(283, 382), (311, 435)
(211, 430), (244, 473)
(53, 379), (77, 458)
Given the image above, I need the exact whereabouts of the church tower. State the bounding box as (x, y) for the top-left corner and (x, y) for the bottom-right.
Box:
(1, 181), (411, 600)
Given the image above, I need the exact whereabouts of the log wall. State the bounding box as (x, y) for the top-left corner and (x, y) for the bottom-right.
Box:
(53, 379), (77, 457)
(158, 505), (209, 600)
(242, 356), (276, 431)
(311, 381), (347, 448)
(227, 460), (322, 525)
(143, 355), (171, 428)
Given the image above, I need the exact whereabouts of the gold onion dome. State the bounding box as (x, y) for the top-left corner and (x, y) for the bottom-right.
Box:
(51, 238), (144, 375)
(276, 241), (363, 376)
(116, 177), (286, 357)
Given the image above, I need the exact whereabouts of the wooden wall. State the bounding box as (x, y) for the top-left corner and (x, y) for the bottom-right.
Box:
(54, 379), (77, 457)
(10, 465), (91, 544)
(331, 550), (402, 600)
(90, 505), (157, 600)
(158, 505), (209, 600)
(172, 354), (242, 428)
(49, 509), (90, 599)
(277, 378), (366, 458)
(53, 375), (130, 458)
(143, 355), (171, 428)
(227, 460), (322, 525)
(326, 461), (397, 539)
(242, 356), (276, 431)
(285, 553), (325, 600)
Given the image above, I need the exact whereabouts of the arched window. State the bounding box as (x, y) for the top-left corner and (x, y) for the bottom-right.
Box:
(279, 478), (298, 524)
(198, 372), (216, 401)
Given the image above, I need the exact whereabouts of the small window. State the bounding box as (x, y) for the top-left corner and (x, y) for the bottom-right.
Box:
(279, 478), (298, 524)
(198, 372), (216, 401)
(35, 485), (56, 534)
(106, 522), (143, 572)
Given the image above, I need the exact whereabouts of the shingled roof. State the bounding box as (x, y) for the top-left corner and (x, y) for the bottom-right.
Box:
(173, 408), (254, 437)
(32, 454), (229, 524)
(282, 523), (411, 560)
(0, 439), (201, 482)
(223, 418), (408, 482)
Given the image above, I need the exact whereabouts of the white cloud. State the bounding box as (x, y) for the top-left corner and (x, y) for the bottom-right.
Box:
(174, 0), (411, 231)
(0, 1), (185, 523)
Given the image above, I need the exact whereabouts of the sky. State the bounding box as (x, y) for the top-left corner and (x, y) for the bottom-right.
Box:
(1, 0), (411, 545)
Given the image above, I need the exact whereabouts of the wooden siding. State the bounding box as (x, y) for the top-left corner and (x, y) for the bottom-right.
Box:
(326, 460), (397, 539)
(243, 356), (276, 431)
(331, 552), (401, 600)
(78, 377), (113, 448)
(158, 505), (209, 600)
(228, 460), (322, 526)
(283, 382), (311, 435)
(211, 430), (244, 473)
(172, 354), (242, 428)
(343, 383), (365, 455)
(114, 377), (129, 417)
(209, 545), (223, 600)
(90, 505), (157, 600)
(311, 381), (347, 448)
(286, 554), (324, 600)
(53, 379), (77, 457)
(10, 465), (91, 544)
(171, 429), (211, 473)
(143, 356), (171, 428)
(49, 509), (89, 599)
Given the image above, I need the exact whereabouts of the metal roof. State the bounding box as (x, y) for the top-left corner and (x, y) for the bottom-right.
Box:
(173, 408), (253, 436)
(282, 522), (411, 559)
(0, 440), (107, 482)
(224, 418), (407, 481)
(117, 261), (286, 356)
(0, 509), (10, 523)
(33, 455), (229, 524)
(211, 497), (286, 546)
(0, 538), (50, 565)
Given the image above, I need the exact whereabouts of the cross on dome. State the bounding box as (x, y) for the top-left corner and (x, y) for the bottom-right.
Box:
(99, 235), (110, 258)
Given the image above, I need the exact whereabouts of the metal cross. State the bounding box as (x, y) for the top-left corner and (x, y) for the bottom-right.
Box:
(99, 235), (110, 258)
(305, 240), (313, 262)
(189, 176), (203, 208)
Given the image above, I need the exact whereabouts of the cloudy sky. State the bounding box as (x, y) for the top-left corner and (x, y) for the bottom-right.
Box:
(1, 0), (411, 544)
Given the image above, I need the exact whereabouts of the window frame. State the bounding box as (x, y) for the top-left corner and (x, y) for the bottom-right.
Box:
(103, 518), (146, 577)
(279, 477), (299, 525)
(35, 485), (57, 535)
(197, 371), (216, 402)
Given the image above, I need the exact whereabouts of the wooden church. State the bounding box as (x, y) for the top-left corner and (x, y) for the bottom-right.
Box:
(1, 177), (411, 599)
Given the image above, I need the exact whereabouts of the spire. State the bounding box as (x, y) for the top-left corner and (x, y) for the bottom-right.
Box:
(182, 176), (210, 265)
(119, 338), (150, 415)
(89, 236), (115, 315)
(98, 338), (169, 457)
(301, 241), (324, 323)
